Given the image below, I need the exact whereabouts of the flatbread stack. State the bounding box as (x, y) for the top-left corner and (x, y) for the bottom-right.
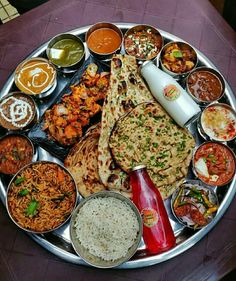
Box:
(64, 124), (106, 197)
(109, 102), (195, 199)
(97, 55), (154, 195)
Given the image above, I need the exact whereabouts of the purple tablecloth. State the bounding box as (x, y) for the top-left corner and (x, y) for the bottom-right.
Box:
(0, 1), (236, 280)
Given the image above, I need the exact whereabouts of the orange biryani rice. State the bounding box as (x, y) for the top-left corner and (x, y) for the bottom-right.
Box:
(7, 162), (77, 232)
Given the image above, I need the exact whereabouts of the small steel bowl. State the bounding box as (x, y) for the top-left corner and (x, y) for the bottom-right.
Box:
(124, 24), (163, 61)
(192, 141), (236, 187)
(6, 160), (77, 233)
(171, 180), (219, 230)
(0, 92), (39, 131)
(14, 57), (57, 98)
(198, 102), (236, 142)
(70, 191), (142, 268)
(186, 67), (225, 106)
(159, 41), (198, 80)
(85, 22), (123, 61)
(0, 133), (37, 175)
(46, 33), (85, 73)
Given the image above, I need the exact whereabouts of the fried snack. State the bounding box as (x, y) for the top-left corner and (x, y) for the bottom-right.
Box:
(43, 63), (110, 146)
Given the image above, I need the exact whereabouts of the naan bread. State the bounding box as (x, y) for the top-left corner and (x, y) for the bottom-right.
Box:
(97, 55), (154, 195)
(64, 124), (106, 197)
(109, 102), (195, 199)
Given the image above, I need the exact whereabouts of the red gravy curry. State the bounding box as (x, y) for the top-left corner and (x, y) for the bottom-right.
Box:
(194, 142), (235, 186)
(187, 70), (222, 102)
(0, 135), (33, 174)
(87, 28), (122, 54)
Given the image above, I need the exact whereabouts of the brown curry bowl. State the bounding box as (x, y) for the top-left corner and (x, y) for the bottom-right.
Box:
(186, 67), (225, 106)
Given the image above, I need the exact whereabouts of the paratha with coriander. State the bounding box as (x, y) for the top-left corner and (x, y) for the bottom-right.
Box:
(109, 102), (195, 199)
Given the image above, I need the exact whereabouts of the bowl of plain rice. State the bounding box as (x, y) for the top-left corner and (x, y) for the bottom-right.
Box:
(70, 191), (142, 268)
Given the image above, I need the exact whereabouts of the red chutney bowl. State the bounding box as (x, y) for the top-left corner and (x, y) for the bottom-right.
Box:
(192, 142), (236, 187)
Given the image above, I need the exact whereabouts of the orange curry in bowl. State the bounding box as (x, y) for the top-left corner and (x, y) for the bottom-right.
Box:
(15, 58), (56, 96)
(193, 142), (235, 186)
(87, 28), (122, 55)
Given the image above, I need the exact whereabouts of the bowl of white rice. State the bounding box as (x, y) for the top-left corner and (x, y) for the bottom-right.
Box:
(70, 191), (142, 268)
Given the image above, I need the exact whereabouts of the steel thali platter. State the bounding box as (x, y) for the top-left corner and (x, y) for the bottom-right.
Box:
(0, 23), (235, 269)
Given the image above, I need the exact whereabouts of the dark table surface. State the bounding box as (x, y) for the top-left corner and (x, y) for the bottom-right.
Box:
(0, 0), (236, 280)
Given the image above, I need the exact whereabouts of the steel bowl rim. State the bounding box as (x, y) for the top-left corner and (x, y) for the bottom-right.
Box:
(159, 40), (198, 78)
(6, 160), (78, 234)
(69, 190), (143, 268)
(185, 66), (225, 105)
(198, 102), (236, 142)
(85, 22), (123, 57)
(46, 33), (85, 68)
(171, 179), (219, 230)
(192, 141), (236, 187)
(123, 24), (164, 61)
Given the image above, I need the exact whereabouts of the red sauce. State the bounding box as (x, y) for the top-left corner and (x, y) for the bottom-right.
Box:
(187, 70), (222, 102)
(194, 142), (235, 186)
(87, 28), (122, 54)
(0, 135), (33, 174)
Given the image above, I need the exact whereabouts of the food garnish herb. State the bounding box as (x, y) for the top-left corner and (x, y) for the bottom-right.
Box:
(25, 198), (39, 217)
(15, 177), (26, 186)
(172, 50), (183, 58)
(18, 189), (29, 196)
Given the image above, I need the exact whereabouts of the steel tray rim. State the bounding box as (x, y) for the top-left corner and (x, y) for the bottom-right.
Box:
(0, 23), (235, 269)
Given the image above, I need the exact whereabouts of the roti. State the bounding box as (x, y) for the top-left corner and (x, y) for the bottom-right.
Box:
(64, 124), (106, 197)
(109, 102), (195, 199)
(97, 55), (154, 194)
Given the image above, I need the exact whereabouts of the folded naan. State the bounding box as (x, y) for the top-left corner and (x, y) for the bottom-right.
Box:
(97, 55), (154, 195)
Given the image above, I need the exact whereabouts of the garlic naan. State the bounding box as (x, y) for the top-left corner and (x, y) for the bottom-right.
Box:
(109, 102), (195, 199)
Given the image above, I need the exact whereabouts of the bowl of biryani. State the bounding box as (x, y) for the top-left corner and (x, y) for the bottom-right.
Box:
(6, 161), (77, 233)
(70, 191), (142, 268)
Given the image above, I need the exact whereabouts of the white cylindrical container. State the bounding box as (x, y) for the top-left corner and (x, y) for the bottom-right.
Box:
(140, 61), (201, 127)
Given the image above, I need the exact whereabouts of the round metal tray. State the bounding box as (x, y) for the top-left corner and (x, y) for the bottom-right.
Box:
(0, 23), (235, 269)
